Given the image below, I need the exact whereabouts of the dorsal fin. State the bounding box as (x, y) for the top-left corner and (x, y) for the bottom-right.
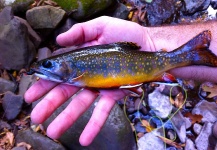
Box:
(113, 42), (141, 50)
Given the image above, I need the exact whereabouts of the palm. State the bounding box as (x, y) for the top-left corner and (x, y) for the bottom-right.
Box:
(25, 16), (151, 146)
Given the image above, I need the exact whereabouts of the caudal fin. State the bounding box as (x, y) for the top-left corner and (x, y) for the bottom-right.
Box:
(174, 30), (217, 67)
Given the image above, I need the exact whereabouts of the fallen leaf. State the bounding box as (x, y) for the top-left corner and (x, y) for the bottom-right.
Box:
(201, 83), (217, 98)
(5, 132), (14, 146)
(174, 92), (185, 108)
(157, 136), (185, 148)
(184, 112), (203, 124)
(140, 120), (155, 132)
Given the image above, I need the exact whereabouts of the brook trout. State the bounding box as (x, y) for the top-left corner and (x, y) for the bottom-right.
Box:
(29, 30), (217, 88)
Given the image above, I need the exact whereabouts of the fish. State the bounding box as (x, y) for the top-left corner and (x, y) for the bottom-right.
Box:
(28, 30), (217, 88)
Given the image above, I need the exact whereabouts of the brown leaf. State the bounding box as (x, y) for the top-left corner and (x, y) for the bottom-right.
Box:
(140, 120), (155, 132)
(201, 83), (217, 98)
(184, 112), (203, 124)
(157, 136), (185, 148)
(174, 92), (185, 108)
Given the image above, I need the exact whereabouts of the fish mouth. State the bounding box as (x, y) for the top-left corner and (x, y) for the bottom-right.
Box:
(28, 68), (64, 83)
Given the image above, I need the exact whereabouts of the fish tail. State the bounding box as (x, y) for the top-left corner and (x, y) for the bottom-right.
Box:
(175, 30), (217, 67)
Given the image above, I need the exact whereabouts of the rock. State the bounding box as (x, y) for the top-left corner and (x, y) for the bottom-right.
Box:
(185, 138), (196, 150)
(37, 47), (52, 61)
(0, 120), (11, 130)
(15, 129), (66, 150)
(144, 0), (182, 26)
(183, 0), (211, 14)
(192, 100), (217, 123)
(171, 111), (186, 143)
(26, 5), (66, 29)
(211, 0), (217, 9)
(212, 121), (217, 138)
(0, 0), (34, 17)
(15, 16), (41, 48)
(195, 122), (213, 150)
(18, 75), (36, 96)
(52, 0), (117, 20)
(0, 77), (16, 93)
(54, 18), (77, 40)
(193, 123), (202, 135)
(148, 89), (172, 118)
(2, 91), (24, 121)
(35, 97), (136, 150)
(11, 147), (26, 150)
(137, 131), (164, 150)
(112, 3), (130, 19)
(0, 7), (36, 70)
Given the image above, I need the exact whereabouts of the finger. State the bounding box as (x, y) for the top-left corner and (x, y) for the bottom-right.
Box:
(31, 84), (80, 124)
(46, 89), (98, 139)
(24, 79), (58, 103)
(79, 89), (127, 146)
(56, 17), (106, 46)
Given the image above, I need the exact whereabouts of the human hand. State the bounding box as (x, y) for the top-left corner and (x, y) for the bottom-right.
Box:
(24, 16), (154, 146)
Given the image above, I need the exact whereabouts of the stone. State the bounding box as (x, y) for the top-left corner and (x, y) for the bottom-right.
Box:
(211, 0), (217, 9)
(0, 120), (11, 130)
(212, 121), (217, 138)
(15, 129), (66, 150)
(144, 0), (182, 26)
(183, 0), (211, 14)
(35, 97), (136, 150)
(192, 100), (217, 123)
(193, 123), (202, 135)
(2, 91), (24, 120)
(195, 122), (213, 150)
(52, 0), (117, 20)
(15, 16), (41, 48)
(171, 111), (186, 143)
(148, 89), (173, 118)
(0, 77), (16, 93)
(26, 6), (66, 30)
(18, 75), (36, 96)
(0, 7), (36, 70)
(137, 131), (164, 150)
(11, 147), (26, 150)
(112, 3), (130, 19)
(185, 138), (196, 150)
(37, 47), (52, 61)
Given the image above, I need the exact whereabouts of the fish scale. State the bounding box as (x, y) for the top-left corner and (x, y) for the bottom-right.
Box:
(28, 30), (217, 88)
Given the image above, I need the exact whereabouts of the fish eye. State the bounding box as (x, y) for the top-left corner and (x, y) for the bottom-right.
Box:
(42, 60), (52, 68)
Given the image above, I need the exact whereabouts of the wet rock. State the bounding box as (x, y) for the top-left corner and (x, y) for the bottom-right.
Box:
(193, 123), (202, 135)
(52, 0), (117, 20)
(161, 85), (181, 97)
(54, 18), (77, 40)
(0, 7), (36, 70)
(112, 3), (130, 19)
(36, 97), (136, 150)
(148, 89), (172, 118)
(137, 131), (164, 150)
(192, 100), (217, 123)
(211, 0), (217, 9)
(212, 121), (217, 138)
(26, 6), (66, 30)
(2, 91), (24, 121)
(145, 0), (182, 26)
(171, 111), (186, 143)
(195, 122), (213, 150)
(0, 120), (11, 130)
(185, 138), (196, 150)
(183, 0), (211, 14)
(15, 16), (41, 48)
(38, 47), (52, 61)
(0, 77), (16, 93)
(15, 129), (66, 150)
(11, 146), (26, 150)
(18, 75), (36, 96)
